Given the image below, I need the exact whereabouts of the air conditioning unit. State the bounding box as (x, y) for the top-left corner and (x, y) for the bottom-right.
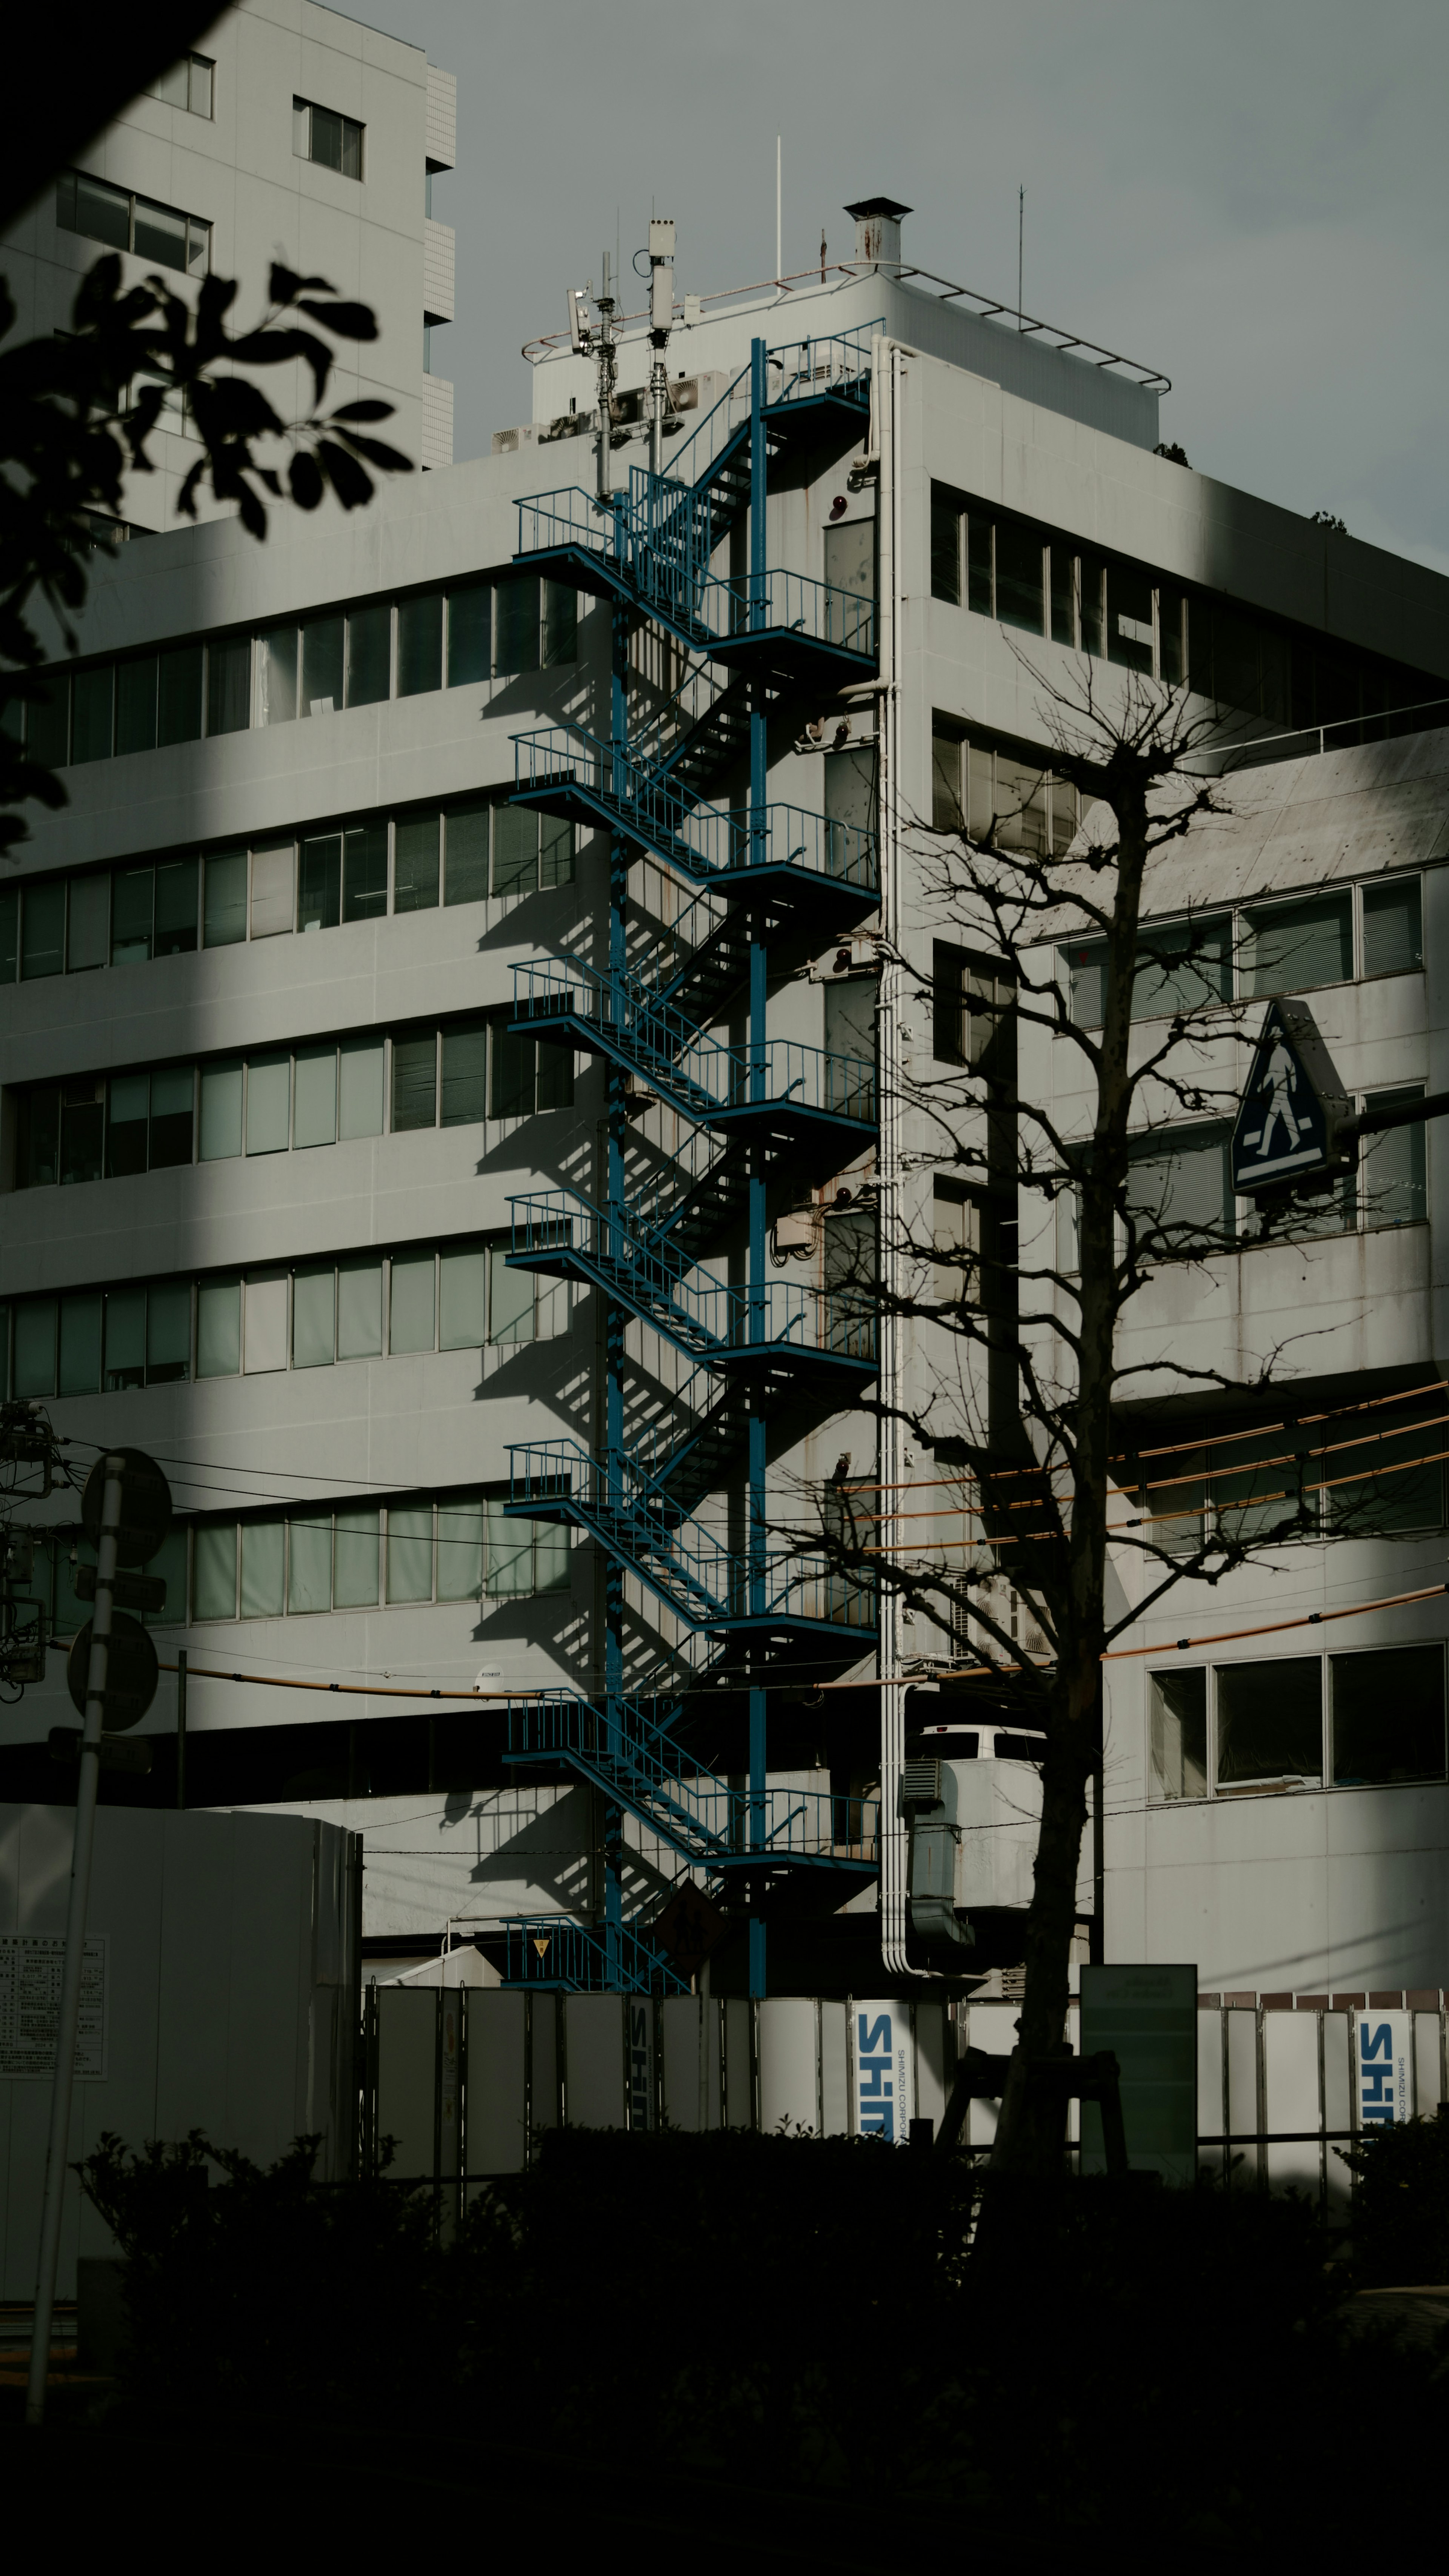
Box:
(771, 1207), (816, 1259)
(962, 1574), (1051, 1665)
(902, 1746), (1043, 1943)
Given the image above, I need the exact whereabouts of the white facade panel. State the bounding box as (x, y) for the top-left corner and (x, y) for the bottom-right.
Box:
(425, 64), (457, 170)
(421, 372), (454, 470)
(423, 218), (455, 323)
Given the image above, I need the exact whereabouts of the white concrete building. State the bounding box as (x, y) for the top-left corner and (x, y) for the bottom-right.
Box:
(1019, 736), (1449, 2001)
(3, 22), (1448, 2002)
(2, 0), (455, 511)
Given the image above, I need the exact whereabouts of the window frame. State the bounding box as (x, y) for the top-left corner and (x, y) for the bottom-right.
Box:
(1145, 1640), (1449, 1803)
(55, 169), (211, 275)
(1061, 873), (1426, 1030)
(293, 96), (365, 182)
(928, 479), (1439, 730)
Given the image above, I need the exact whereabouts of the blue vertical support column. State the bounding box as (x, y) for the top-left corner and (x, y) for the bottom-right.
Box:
(746, 338), (769, 2003)
(603, 582), (631, 1988)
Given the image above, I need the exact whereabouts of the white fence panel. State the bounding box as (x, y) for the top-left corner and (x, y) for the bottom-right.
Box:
(565, 1994), (625, 2129)
(759, 1997), (818, 2134)
(1264, 2012), (1320, 2195)
(465, 1990), (526, 2177)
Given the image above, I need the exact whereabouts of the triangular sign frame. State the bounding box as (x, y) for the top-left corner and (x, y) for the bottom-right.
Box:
(1232, 998), (1352, 1195)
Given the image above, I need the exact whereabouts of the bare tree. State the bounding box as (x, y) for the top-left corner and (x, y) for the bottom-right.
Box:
(786, 665), (1412, 2181)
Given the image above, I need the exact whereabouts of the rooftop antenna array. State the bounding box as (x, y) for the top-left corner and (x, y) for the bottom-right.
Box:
(567, 255), (616, 505)
(645, 216), (676, 475)
(567, 215), (676, 496)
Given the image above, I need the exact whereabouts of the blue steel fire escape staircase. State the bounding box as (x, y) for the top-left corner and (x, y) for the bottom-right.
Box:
(493, 329), (884, 1994)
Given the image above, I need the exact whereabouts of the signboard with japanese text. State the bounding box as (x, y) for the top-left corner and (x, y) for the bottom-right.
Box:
(0, 1934), (108, 2080)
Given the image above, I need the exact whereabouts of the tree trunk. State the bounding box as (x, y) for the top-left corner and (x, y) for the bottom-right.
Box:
(989, 769), (1150, 2181)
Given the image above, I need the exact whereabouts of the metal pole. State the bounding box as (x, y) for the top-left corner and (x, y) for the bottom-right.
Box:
(175, 1646), (186, 1810)
(746, 336), (769, 2003)
(602, 598), (630, 1989)
(26, 1450), (125, 2429)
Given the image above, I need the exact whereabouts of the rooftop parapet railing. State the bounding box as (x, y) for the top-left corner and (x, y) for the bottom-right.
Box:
(763, 323), (878, 410)
(509, 953), (878, 1129)
(507, 1185), (877, 1368)
(507, 1437), (877, 1632)
(513, 721), (878, 890)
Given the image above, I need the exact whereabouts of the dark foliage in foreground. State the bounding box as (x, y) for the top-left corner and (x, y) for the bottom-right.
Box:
(77, 2126), (1445, 2544)
(0, 254), (409, 854)
(1337, 2107), (1449, 2287)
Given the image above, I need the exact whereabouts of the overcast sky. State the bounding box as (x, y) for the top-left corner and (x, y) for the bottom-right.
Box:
(367, 0), (1449, 575)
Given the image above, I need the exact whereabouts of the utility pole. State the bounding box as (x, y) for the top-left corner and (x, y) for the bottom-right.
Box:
(26, 1455), (124, 2428)
(27, 1446), (169, 2430)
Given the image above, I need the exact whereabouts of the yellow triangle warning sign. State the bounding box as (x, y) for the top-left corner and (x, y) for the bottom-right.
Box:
(533, 1936), (550, 1959)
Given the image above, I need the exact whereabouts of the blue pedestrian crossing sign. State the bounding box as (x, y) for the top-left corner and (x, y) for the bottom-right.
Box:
(1232, 1000), (1350, 1193)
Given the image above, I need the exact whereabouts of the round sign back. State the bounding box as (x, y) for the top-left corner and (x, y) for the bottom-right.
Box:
(66, 1612), (160, 1732)
(80, 1448), (172, 1569)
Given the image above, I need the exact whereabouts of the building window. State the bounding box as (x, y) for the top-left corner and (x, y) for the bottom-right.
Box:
(930, 718), (1078, 857)
(932, 1181), (979, 1304)
(1242, 890), (1352, 998)
(1362, 877), (1422, 975)
(1360, 1090), (1426, 1230)
(1124, 1126), (1233, 1256)
(87, 1490), (569, 1629)
(1330, 1644), (1447, 1786)
(9, 1011), (542, 1194)
(56, 171), (210, 276)
(293, 97), (364, 180)
(928, 479), (1441, 737)
(1147, 1644), (1447, 1803)
(1129, 1382), (1446, 1555)
(0, 805), (576, 993)
(0, 1235), (558, 1408)
(149, 54), (214, 116)
(489, 1020), (574, 1119)
(14, 581), (578, 776)
(1148, 1669), (1207, 1801)
(1064, 876), (1423, 1029)
(932, 940), (1014, 1074)
(1063, 915), (1232, 1029)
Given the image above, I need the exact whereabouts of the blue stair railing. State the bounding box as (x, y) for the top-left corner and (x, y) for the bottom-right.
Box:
(506, 1438), (875, 1639)
(495, 1915), (689, 1994)
(506, 1689), (879, 1875)
(506, 1183), (875, 1377)
(510, 954), (877, 1135)
(500, 326), (883, 1991)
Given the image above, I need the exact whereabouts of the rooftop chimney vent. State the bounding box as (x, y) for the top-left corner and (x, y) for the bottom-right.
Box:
(844, 196), (911, 274)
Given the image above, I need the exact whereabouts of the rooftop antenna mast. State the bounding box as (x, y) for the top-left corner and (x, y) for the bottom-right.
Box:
(646, 216), (676, 476)
(568, 257), (618, 507)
